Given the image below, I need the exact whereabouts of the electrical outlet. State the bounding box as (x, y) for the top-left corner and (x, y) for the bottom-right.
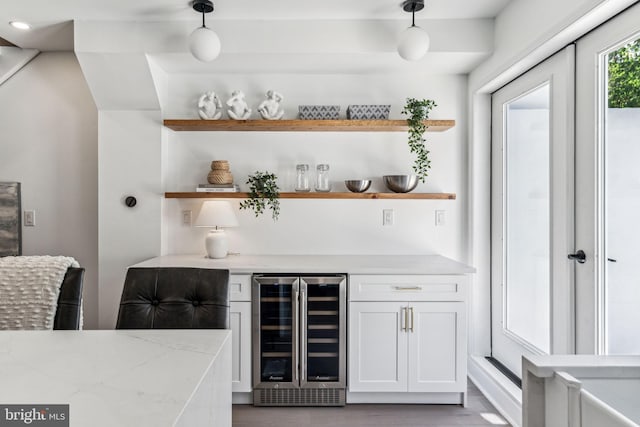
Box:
(383, 209), (394, 226)
(182, 210), (192, 226)
(24, 210), (35, 227)
(435, 210), (445, 226)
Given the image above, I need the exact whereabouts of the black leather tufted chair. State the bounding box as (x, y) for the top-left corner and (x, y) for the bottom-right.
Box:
(115, 267), (230, 329)
(53, 267), (85, 330)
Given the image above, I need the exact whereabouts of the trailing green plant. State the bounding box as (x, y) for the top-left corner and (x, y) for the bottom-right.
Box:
(401, 97), (437, 183)
(239, 171), (280, 221)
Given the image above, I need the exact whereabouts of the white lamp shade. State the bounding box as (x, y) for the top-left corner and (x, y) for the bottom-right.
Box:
(189, 26), (221, 62)
(397, 25), (430, 61)
(195, 201), (238, 228)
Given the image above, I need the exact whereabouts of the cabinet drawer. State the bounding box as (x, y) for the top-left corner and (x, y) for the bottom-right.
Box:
(230, 274), (251, 301)
(349, 275), (467, 302)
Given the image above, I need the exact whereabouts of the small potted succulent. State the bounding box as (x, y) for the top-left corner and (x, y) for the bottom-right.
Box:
(239, 171), (280, 221)
(401, 97), (437, 183)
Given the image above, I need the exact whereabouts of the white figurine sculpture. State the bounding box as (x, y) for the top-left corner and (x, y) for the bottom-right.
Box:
(226, 90), (252, 120)
(197, 91), (223, 120)
(257, 90), (285, 120)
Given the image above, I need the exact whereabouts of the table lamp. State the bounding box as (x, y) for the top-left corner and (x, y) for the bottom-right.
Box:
(194, 201), (239, 258)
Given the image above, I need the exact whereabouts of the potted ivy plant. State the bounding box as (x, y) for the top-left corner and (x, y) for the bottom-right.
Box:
(239, 171), (281, 221)
(401, 97), (437, 183)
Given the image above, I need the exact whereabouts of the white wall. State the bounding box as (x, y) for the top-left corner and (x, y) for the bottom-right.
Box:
(162, 73), (467, 259)
(0, 52), (99, 329)
(98, 110), (163, 328)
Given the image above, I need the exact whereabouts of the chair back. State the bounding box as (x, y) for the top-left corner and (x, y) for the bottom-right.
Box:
(116, 267), (230, 329)
(53, 267), (84, 330)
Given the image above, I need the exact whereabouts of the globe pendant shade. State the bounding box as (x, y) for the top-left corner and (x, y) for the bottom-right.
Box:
(189, 26), (221, 62)
(397, 25), (430, 61)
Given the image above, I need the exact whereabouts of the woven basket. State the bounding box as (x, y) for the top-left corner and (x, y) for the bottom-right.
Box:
(211, 160), (230, 171)
(207, 170), (233, 184)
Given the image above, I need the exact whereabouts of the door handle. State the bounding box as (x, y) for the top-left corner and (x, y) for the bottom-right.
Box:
(401, 307), (407, 331)
(568, 250), (586, 264)
(608, 258), (617, 262)
(409, 307), (414, 332)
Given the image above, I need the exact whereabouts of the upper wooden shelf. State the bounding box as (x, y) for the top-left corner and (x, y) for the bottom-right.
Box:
(165, 192), (456, 200)
(163, 119), (455, 132)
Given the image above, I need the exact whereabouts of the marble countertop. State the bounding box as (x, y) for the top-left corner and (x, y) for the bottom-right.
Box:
(131, 254), (475, 275)
(0, 330), (231, 426)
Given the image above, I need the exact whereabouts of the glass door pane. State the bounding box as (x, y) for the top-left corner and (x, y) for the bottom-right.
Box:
(301, 276), (346, 387)
(604, 36), (640, 354)
(254, 276), (298, 384)
(504, 84), (551, 353)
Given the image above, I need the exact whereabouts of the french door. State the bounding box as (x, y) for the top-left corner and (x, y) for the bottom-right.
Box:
(575, 2), (640, 355)
(491, 47), (575, 376)
(491, 3), (640, 376)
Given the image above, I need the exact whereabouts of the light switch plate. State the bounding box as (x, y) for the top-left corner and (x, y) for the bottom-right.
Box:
(24, 210), (35, 227)
(435, 210), (445, 226)
(182, 210), (192, 226)
(383, 209), (394, 226)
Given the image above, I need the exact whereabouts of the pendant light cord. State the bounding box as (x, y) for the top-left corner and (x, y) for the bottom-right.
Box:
(412, 2), (416, 27)
(202, 10), (206, 28)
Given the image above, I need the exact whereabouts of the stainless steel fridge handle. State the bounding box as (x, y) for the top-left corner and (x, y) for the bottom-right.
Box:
(293, 287), (299, 383)
(300, 288), (307, 384)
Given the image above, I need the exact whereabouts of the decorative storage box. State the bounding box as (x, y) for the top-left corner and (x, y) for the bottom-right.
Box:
(298, 105), (340, 120)
(347, 105), (391, 120)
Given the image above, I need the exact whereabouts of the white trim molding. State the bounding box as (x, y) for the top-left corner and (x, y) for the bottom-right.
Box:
(468, 355), (522, 427)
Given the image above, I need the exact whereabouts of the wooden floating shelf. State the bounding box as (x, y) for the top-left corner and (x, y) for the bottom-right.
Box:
(165, 192), (456, 200)
(163, 119), (455, 132)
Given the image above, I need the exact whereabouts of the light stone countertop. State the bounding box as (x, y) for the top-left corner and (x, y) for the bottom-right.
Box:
(131, 254), (475, 275)
(0, 330), (232, 427)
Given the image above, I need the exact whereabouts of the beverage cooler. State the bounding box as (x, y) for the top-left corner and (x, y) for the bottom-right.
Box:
(252, 274), (346, 406)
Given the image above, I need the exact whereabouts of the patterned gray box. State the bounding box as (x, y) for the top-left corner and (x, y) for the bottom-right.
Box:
(298, 105), (340, 120)
(347, 105), (391, 120)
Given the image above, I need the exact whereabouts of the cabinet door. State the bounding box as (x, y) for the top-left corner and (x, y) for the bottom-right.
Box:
(407, 302), (466, 393)
(348, 301), (408, 392)
(230, 301), (252, 393)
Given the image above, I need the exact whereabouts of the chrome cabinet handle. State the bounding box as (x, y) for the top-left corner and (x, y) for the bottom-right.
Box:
(401, 307), (407, 331)
(409, 307), (414, 332)
(394, 286), (422, 291)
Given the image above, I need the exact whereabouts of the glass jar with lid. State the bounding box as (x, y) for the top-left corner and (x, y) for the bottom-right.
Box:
(295, 164), (310, 192)
(315, 164), (331, 192)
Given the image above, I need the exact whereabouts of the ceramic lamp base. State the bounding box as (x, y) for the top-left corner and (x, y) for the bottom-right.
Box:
(205, 229), (228, 259)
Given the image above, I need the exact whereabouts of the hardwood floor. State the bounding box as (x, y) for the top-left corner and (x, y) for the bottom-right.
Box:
(232, 382), (511, 427)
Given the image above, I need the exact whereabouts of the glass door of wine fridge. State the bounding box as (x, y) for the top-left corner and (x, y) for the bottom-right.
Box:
(252, 276), (298, 388)
(300, 276), (346, 389)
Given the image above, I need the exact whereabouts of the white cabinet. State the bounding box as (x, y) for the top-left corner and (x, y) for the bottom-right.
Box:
(349, 301), (408, 392)
(407, 302), (465, 393)
(348, 274), (468, 404)
(229, 275), (252, 394)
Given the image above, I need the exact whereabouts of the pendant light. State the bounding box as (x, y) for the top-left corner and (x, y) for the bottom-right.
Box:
(189, 0), (221, 62)
(397, 0), (430, 61)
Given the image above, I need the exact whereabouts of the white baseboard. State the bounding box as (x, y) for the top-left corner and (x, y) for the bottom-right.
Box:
(232, 392), (252, 404)
(347, 392), (464, 405)
(468, 355), (522, 427)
